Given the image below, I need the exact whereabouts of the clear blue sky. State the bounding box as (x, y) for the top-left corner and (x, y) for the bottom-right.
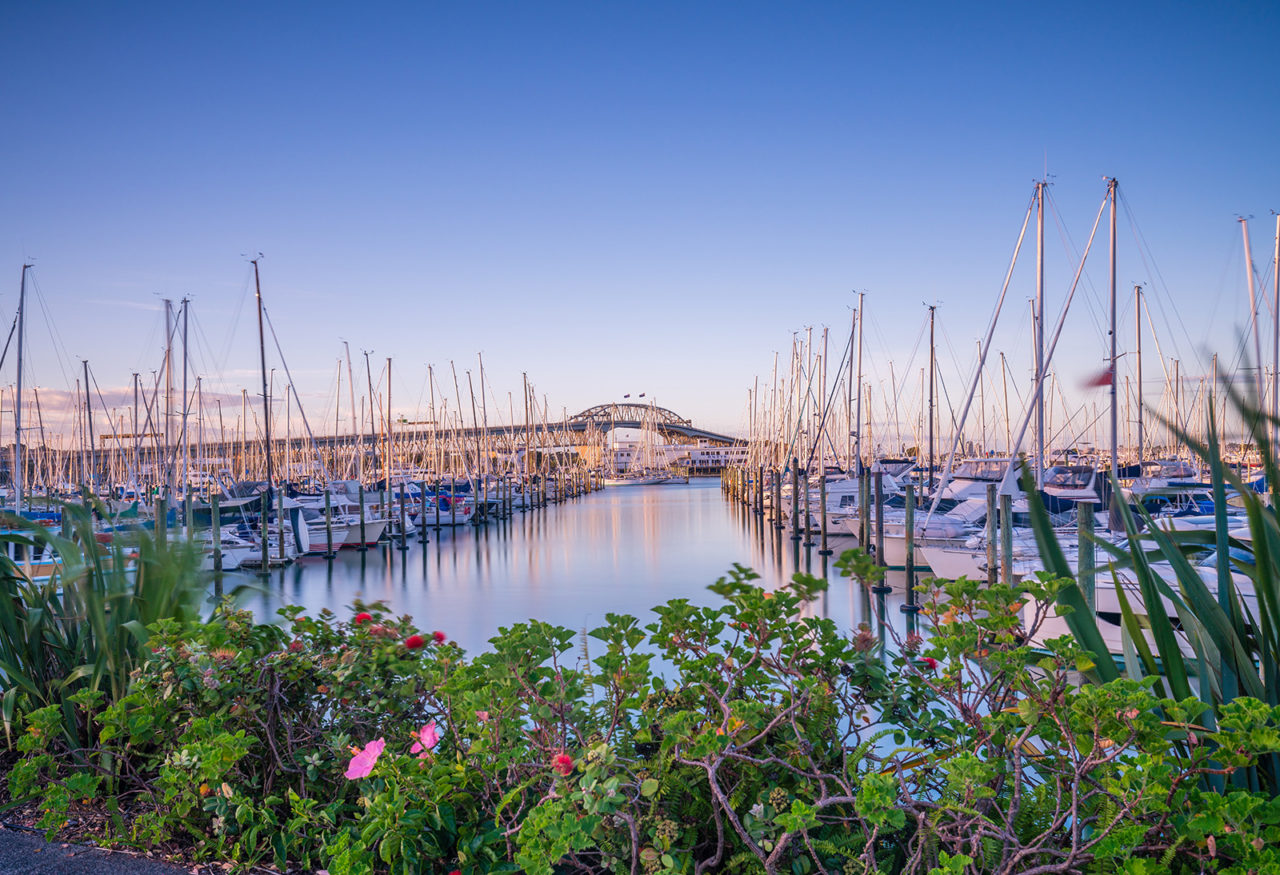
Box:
(2, 1), (1278, 447)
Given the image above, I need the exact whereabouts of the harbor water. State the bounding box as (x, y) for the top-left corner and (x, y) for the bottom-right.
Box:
(226, 479), (922, 655)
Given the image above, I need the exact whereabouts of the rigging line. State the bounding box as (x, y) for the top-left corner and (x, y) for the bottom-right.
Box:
(188, 307), (228, 397)
(802, 331), (854, 472)
(215, 268), (253, 377)
(1051, 399), (1105, 458)
(994, 185), (1110, 498)
(862, 307), (895, 390)
(890, 316), (928, 401)
(0, 308), (19, 374)
(27, 272), (75, 392)
(1140, 297), (1190, 439)
(925, 187), (1036, 521)
(1044, 188), (1108, 349)
(1043, 188), (1107, 355)
(124, 304), (163, 379)
(1119, 189), (1195, 363)
(87, 363), (137, 484)
(262, 304), (333, 483)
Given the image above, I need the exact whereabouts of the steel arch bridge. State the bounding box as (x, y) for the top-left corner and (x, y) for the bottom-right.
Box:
(565, 404), (739, 444)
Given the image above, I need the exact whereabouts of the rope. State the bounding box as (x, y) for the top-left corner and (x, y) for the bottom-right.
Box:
(262, 304), (332, 483)
(925, 186), (1036, 522)
(996, 185), (1110, 497)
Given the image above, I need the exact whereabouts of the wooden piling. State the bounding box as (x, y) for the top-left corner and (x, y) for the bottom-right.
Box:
(1078, 501), (1096, 611)
(986, 484), (998, 587)
(999, 493), (1013, 586)
(398, 482), (409, 550)
(357, 483), (368, 552)
(324, 490), (335, 558)
(211, 493), (223, 574)
(901, 483), (919, 612)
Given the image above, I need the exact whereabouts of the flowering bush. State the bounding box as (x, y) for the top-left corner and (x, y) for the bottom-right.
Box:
(6, 557), (1280, 873)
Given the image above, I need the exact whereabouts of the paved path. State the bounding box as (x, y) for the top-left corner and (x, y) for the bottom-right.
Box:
(0, 828), (191, 874)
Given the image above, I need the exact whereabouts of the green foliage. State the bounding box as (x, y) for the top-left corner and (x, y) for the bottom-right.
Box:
(6, 514), (1280, 872)
(0, 503), (205, 753)
(1023, 379), (1280, 794)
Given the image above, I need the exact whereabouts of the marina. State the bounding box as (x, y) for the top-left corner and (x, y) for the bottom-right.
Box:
(225, 479), (917, 657)
(4, 3), (1280, 871)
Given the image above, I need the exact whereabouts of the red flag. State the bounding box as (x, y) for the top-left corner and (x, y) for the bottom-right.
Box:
(1082, 367), (1113, 388)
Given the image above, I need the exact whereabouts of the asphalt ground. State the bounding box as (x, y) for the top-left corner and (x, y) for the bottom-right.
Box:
(0, 827), (193, 874)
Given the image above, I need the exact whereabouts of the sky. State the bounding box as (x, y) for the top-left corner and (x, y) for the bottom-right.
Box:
(2, 1), (1279, 451)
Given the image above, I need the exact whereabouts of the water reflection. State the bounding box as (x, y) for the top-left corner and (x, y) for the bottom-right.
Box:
(228, 481), (921, 656)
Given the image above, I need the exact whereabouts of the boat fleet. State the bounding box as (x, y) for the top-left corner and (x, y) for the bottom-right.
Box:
(730, 452), (1268, 660)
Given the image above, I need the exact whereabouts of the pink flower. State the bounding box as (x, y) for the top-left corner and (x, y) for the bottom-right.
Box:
(344, 738), (385, 779)
(405, 634), (426, 649)
(919, 657), (938, 672)
(551, 753), (574, 776)
(354, 612), (373, 625)
(476, 711), (490, 723)
(432, 630), (447, 645)
(410, 721), (441, 758)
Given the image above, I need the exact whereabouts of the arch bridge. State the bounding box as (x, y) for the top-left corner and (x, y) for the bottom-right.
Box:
(563, 403), (737, 444)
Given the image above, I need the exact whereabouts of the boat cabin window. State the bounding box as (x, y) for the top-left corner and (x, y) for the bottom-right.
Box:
(1043, 466), (1093, 489)
(1199, 546), (1255, 568)
(952, 459), (1010, 481)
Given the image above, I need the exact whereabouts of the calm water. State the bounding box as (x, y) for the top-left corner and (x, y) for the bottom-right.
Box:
(227, 480), (921, 655)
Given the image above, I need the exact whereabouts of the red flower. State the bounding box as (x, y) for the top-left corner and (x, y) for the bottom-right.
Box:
(449, 870), (461, 875)
(432, 630), (447, 645)
(354, 612), (373, 625)
(551, 753), (574, 776)
(289, 639), (304, 652)
(404, 634), (426, 649)
(920, 657), (938, 672)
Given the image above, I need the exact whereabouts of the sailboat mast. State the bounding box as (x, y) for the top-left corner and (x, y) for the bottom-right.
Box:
(854, 292), (864, 474)
(1108, 178), (1118, 487)
(820, 326), (828, 474)
(927, 304), (936, 496)
(845, 309), (854, 469)
(428, 365), (438, 475)
(364, 351), (377, 482)
(1242, 218), (1265, 412)
(1272, 214), (1279, 454)
(478, 353), (490, 480)
(83, 360), (96, 493)
(132, 373), (141, 491)
(14, 265), (29, 512)
(343, 342), (359, 480)
(386, 357), (393, 489)
(252, 259), (274, 510)
(1135, 285), (1144, 464)
(164, 298), (175, 497)
(1035, 180), (1046, 488)
(181, 297), (190, 497)
(523, 372), (531, 481)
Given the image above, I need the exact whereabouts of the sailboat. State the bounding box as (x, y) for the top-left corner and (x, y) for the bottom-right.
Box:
(603, 402), (676, 486)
